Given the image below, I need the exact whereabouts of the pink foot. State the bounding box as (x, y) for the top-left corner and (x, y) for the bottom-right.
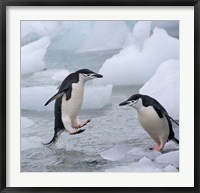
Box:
(66, 128), (85, 135)
(152, 145), (164, 151)
(79, 119), (91, 128)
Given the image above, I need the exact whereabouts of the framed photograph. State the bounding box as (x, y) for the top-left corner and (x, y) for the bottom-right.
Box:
(0, 0), (199, 192)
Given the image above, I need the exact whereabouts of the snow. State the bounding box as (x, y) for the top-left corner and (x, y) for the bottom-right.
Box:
(140, 59), (179, 120)
(21, 85), (112, 111)
(98, 28), (179, 86)
(21, 37), (50, 75)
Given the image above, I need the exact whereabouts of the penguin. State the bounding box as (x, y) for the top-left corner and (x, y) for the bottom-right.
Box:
(44, 69), (103, 146)
(119, 94), (179, 151)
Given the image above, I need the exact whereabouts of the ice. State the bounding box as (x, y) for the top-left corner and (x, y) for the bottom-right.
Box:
(21, 21), (63, 45)
(78, 21), (129, 52)
(127, 147), (161, 160)
(28, 69), (70, 86)
(140, 59), (179, 120)
(82, 85), (112, 109)
(21, 117), (34, 128)
(48, 21), (93, 52)
(100, 144), (133, 161)
(163, 165), (178, 172)
(21, 37), (50, 75)
(98, 28), (179, 86)
(124, 21), (152, 49)
(21, 85), (112, 111)
(105, 161), (162, 172)
(155, 150), (179, 168)
(21, 136), (43, 151)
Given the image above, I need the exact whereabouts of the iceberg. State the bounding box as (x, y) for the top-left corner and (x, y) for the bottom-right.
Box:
(98, 28), (179, 86)
(21, 21), (63, 45)
(140, 59), (179, 120)
(21, 37), (50, 75)
(21, 85), (112, 111)
(78, 21), (129, 52)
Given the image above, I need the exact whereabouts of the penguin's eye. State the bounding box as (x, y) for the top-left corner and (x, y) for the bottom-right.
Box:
(82, 73), (89, 77)
(132, 99), (138, 104)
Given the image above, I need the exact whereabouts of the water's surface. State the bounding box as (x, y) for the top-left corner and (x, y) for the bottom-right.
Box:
(21, 85), (179, 172)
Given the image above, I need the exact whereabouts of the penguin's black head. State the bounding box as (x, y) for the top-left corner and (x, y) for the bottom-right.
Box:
(119, 94), (143, 108)
(77, 69), (103, 81)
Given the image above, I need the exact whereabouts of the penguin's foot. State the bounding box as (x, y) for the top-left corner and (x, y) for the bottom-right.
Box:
(66, 128), (86, 135)
(79, 119), (91, 128)
(150, 145), (164, 151)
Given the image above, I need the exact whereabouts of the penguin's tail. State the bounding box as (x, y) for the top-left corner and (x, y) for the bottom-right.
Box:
(43, 130), (63, 147)
(172, 137), (179, 144)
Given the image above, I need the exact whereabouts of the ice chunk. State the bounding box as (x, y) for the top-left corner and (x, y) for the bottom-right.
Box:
(155, 150), (179, 168)
(27, 69), (70, 86)
(105, 161), (162, 172)
(133, 21), (152, 42)
(127, 147), (161, 160)
(21, 37), (50, 75)
(100, 144), (133, 161)
(82, 85), (112, 109)
(124, 21), (152, 49)
(163, 165), (178, 172)
(138, 156), (154, 165)
(140, 59), (179, 120)
(48, 21), (93, 51)
(21, 85), (112, 111)
(21, 117), (34, 128)
(98, 28), (179, 86)
(78, 21), (129, 52)
(21, 21), (63, 45)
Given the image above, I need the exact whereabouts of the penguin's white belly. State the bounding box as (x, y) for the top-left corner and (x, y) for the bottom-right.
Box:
(137, 107), (169, 142)
(61, 82), (84, 127)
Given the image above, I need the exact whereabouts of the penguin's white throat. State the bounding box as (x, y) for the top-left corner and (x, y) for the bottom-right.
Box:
(131, 98), (144, 111)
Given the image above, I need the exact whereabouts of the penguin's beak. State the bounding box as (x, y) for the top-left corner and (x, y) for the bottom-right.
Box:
(119, 100), (130, 106)
(92, 73), (103, 78)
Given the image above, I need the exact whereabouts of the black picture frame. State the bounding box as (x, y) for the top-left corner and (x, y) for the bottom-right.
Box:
(0, 0), (199, 192)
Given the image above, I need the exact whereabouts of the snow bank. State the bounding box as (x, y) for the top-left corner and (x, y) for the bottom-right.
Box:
(78, 21), (129, 52)
(140, 59), (179, 120)
(21, 37), (50, 75)
(98, 28), (179, 86)
(21, 85), (112, 111)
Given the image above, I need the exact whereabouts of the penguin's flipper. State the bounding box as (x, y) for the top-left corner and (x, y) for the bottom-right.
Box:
(153, 104), (179, 126)
(44, 91), (65, 106)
